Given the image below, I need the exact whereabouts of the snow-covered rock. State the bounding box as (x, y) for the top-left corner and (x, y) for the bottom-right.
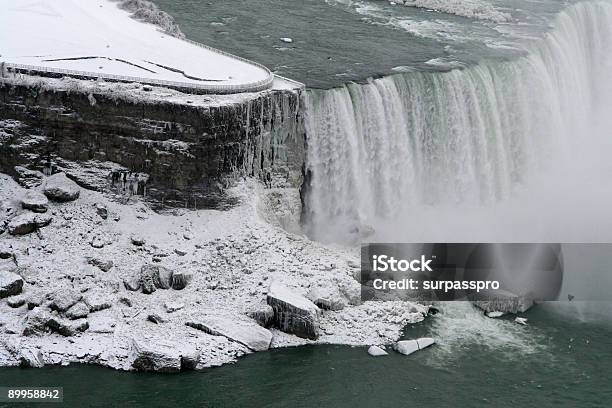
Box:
(19, 347), (45, 368)
(267, 281), (320, 340)
(393, 337), (435, 355)
(65, 302), (90, 320)
(7, 294), (26, 308)
(130, 339), (199, 372)
(0, 271), (24, 299)
(43, 173), (80, 202)
(307, 286), (346, 311)
(280, 37), (293, 43)
(515, 317), (528, 325)
(367, 345), (388, 356)
(171, 271), (191, 290)
(7, 213), (52, 235)
(21, 190), (49, 213)
(49, 289), (82, 312)
(186, 314), (273, 352)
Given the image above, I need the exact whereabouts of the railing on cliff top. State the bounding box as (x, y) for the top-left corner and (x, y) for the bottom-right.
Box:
(0, 36), (279, 95)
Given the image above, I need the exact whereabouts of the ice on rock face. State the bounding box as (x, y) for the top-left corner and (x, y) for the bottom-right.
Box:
(267, 281), (320, 340)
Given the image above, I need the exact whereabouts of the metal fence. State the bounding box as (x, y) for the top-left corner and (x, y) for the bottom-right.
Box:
(0, 36), (278, 94)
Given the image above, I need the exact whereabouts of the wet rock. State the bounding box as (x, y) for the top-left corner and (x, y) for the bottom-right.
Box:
(65, 302), (90, 320)
(7, 295), (26, 308)
(393, 338), (435, 356)
(19, 347), (45, 368)
(171, 271), (191, 290)
(367, 346), (388, 357)
(21, 191), (49, 213)
(147, 314), (166, 324)
(186, 314), (273, 351)
(164, 301), (184, 313)
(0, 271), (24, 299)
(247, 304), (274, 328)
(267, 281), (320, 340)
(7, 213), (52, 235)
(43, 173), (80, 202)
(87, 257), (114, 272)
(48, 289), (82, 312)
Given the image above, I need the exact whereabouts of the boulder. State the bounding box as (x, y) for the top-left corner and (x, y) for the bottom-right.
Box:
(471, 289), (534, 314)
(21, 191), (49, 213)
(123, 274), (141, 291)
(247, 304), (274, 328)
(130, 339), (184, 373)
(47, 316), (88, 336)
(94, 203), (108, 219)
(65, 302), (90, 320)
(140, 264), (174, 292)
(22, 308), (53, 336)
(19, 347), (45, 368)
(83, 293), (112, 312)
(393, 338), (435, 356)
(186, 314), (272, 352)
(43, 173), (80, 202)
(147, 314), (166, 324)
(7, 295), (26, 308)
(87, 257), (114, 272)
(267, 281), (320, 340)
(171, 271), (191, 290)
(367, 345), (388, 357)
(48, 289), (82, 312)
(0, 271), (23, 299)
(131, 235), (146, 246)
(7, 213), (52, 235)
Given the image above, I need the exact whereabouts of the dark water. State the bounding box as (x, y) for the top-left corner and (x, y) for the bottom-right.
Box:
(2, 304), (611, 407)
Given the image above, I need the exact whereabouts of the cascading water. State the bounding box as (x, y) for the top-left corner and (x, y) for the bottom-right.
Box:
(304, 1), (612, 244)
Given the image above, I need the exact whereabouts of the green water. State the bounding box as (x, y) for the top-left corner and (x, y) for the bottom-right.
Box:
(1, 304), (611, 407)
(151, 0), (565, 88)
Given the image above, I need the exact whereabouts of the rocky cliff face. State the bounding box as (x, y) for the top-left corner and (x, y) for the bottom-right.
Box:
(0, 78), (304, 209)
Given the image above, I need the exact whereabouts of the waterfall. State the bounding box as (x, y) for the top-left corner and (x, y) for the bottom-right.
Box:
(304, 1), (612, 243)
